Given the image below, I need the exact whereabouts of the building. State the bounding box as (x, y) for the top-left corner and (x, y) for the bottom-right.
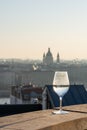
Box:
(10, 84), (43, 104)
(42, 84), (87, 110)
(43, 48), (60, 65)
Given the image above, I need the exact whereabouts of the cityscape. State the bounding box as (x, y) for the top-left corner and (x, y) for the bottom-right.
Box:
(0, 48), (87, 104)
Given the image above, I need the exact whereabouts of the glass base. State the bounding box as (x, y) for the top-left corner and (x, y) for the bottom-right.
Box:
(52, 109), (69, 114)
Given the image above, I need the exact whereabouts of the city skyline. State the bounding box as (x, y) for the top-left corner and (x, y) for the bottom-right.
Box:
(0, 0), (87, 60)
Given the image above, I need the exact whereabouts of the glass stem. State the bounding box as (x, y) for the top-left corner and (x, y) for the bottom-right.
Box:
(59, 96), (62, 111)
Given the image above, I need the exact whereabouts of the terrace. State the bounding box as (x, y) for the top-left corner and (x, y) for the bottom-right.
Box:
(0, 104), (87, 130)
(0, 84), (87, 129)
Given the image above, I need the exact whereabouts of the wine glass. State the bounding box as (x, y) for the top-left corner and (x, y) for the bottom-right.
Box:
(52, 71), (70, 114)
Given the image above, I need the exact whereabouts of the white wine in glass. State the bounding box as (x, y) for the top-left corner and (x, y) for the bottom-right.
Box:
(52, 71), (70, 114)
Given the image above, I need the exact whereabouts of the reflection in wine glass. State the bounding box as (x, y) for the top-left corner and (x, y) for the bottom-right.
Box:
(52, 71), (70, 114)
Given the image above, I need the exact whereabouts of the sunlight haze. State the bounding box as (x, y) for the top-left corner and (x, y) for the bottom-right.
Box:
(0, 0), (87, 60)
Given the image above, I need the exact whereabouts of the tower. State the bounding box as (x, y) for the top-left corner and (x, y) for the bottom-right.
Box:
(56, 53), (60, 63)
(43, 53), (46, 64)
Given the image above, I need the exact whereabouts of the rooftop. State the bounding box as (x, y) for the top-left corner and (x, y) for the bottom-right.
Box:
(0, 104), (87, 130)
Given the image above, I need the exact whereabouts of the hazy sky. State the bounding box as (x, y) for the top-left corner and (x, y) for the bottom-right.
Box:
(0, 0), (87, 60)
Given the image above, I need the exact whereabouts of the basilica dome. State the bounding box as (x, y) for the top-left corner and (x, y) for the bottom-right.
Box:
(46, 48), (53, 57)
(43, 48), (53, 65)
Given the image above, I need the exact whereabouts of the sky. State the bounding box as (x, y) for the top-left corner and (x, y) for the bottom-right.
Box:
(0, 0), (87, 60)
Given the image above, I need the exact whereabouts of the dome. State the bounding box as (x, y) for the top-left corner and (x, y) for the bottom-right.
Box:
(43, 48), (53, 65)
(46, 48), (53, 57)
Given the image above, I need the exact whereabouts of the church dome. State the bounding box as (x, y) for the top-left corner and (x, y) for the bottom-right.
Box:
(43, 48), (53, 65)
(46, 48), (53, 57)
(42, 48), (60, 65)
